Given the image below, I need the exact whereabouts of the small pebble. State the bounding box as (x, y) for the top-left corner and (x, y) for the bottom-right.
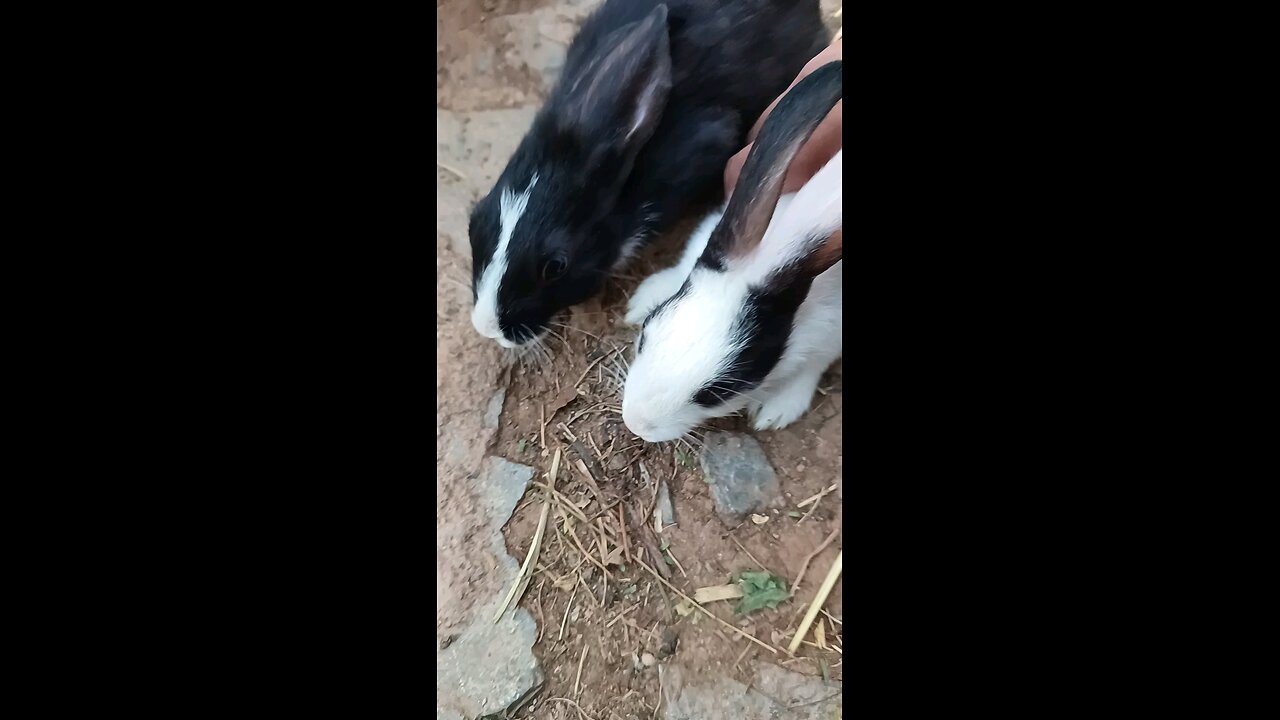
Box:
(641, 652), (656, 667)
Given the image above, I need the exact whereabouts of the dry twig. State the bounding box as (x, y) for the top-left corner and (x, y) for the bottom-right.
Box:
(787, 550), (842, 654)
(796, 483), (838, 508)
(436, 159), (466, 179)
(558, 422), (579, 443)
(559, 584), (577, 641)
(666, 546), (688, 578)
(797, 483), (837, 524)
(730, 536), (769, 572)
(792, 522), (840, 598)
(574, 645), (589, 697)
(575, 457), (605, 503)
(574, 346), (624, 390)
(617, 504), (631, 563)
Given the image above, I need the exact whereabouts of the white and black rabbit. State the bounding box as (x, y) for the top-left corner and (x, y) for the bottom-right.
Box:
(622, 61), (842, 442)
(469, 0), (829, 347)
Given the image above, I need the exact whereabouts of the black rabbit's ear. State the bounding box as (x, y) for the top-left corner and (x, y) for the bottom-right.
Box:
(556, 4), (672, 155)
(700, 61), (843, 269)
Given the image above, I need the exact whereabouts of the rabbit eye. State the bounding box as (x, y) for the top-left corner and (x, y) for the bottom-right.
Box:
(542, 258), (567, 281)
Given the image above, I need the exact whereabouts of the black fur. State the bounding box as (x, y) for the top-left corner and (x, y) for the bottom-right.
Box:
(470, 0), (828, 345)
(693, 276), (815, 408)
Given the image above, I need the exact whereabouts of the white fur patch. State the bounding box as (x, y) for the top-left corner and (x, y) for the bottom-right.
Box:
(471, 173), (538, 347)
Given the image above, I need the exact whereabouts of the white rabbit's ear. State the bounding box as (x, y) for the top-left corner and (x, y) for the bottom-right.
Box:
(557, 4), (672, 155)
(700, 61), (843, 270)
(788, 151), (842, 278)
(807, 227), (842, 276)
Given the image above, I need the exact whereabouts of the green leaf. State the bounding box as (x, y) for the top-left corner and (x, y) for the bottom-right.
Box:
(622, 583), (638, 596)
(675, 448), (695, 467)
(735, 571), (789, 615)
(787, 510), (802, 519)
(516, 438), (527, 453)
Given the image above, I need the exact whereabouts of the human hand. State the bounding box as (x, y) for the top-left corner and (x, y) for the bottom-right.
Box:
(724, 39), (842, 199)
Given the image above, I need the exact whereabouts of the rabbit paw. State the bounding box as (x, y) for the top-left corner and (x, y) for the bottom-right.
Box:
(625, 267), (688, 325)
(750, 376), (819, 431)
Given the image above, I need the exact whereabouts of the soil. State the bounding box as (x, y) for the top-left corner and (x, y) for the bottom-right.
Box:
(437, 2), (844, 718)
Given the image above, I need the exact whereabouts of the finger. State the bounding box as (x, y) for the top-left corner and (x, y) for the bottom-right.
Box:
(779, 101), (841, 195)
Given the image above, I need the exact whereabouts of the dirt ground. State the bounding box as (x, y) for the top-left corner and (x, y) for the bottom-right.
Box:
(438, 2), (843, 718)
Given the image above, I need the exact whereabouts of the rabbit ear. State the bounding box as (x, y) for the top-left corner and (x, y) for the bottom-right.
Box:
(700, 61), (842, 269)
(781, 150), (842, 279)
(556, 4), (672, 155)
(806, 227), (842, 276)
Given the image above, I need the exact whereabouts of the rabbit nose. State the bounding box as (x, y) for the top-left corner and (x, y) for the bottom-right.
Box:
(624, 412), (671, 444)
(470, 308), (518, 348)
(622, 404), (651, 440)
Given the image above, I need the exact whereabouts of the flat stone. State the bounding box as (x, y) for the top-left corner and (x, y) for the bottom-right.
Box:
(699, 431), (781, 525)
(472, 456), (534, 527)
(436, 594), (541, 720)
(436, 457), (541, 719)
(661, 662), (841, 720)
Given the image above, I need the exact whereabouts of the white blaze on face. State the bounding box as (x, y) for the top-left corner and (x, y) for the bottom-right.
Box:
(471, 173), (539, 347)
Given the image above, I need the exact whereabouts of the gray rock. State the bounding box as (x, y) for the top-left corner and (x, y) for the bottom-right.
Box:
(662, 662), (841, 720)
(699, 431), (781, 525)
(471, 456), (534, 525)
(436, 594), (541, 720)
(436, 457), (542, 719)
